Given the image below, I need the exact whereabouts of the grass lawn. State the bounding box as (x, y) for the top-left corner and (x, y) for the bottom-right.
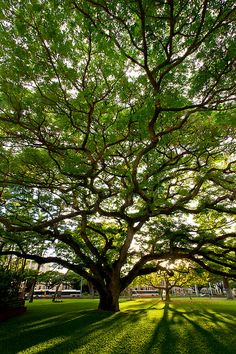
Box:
(0, 298), (235, 354)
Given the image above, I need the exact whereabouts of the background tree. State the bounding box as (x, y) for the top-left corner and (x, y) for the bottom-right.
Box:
(27, 263), (41, 303)
(0, 0), (235, 311)
(37, 269), (82, 301)
(132, 262), (210, 301)
(37, 270), (80, 289)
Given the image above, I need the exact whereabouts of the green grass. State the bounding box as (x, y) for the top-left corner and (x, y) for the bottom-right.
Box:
(0, 298), (235, 354)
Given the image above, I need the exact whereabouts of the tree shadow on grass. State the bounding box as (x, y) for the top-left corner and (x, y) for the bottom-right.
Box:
(0, 302), (149, 354)
(0, 309), (112, 353)
(0, 300), (235, 354)
(141, 303), (236, 354)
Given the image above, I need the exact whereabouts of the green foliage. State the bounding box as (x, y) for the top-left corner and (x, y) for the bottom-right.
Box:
(37, 270), (82, 289)
(0, 267), (22, 310)
(132, 262), (210, 290)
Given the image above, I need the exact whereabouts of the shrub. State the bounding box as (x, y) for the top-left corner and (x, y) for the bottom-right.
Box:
(0, 268), (23, 310)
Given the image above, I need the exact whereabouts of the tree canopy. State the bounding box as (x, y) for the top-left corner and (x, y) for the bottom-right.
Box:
(0, 0), (235, 311)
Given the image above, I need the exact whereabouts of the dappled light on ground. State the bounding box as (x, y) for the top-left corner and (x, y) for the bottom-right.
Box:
(0, 299), (235, 354)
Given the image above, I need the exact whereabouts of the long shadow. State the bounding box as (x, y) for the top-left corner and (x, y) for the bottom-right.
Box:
(141, 303), (178, 354)
(0, 309), (113, 353)
(141, 302), (236, 354)
(0, 302), (147, 354)
(0, 300), (235, 354)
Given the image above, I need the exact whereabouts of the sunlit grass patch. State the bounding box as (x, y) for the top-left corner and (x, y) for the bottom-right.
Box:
(18, 337), (69, 354)
(0, 298), (235, 354)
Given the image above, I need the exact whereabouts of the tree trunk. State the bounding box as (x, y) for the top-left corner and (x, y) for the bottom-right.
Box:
(95, 271), (122, 311)
(223, 277), (234, 300)
(88, 281), (95, 298)
(28, 264), (41, 303)
(52, 282), (61, 302)
(97, 276), (121, 311)
(165, 287), (171, 302)
(19, 281), (27, 300)
(164, 277), (171, 302)
(28, 279), (37, 303)
(98, 290), (120, 312)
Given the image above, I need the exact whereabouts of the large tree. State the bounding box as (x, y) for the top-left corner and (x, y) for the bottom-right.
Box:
(0, 0), (235, 311)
